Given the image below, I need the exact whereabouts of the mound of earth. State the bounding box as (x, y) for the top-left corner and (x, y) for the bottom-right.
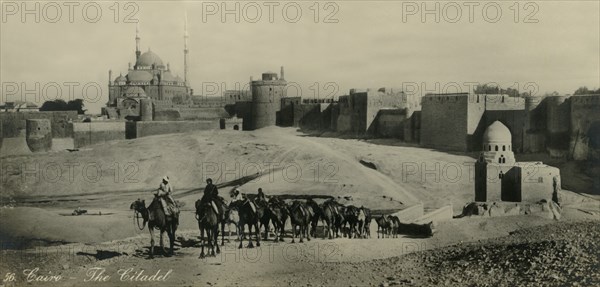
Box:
(324, 220), (600, 287)
(1, 127), (428, 210)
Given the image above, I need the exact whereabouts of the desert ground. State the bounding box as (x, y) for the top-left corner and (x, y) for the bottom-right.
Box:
(1, 127), (599, 286)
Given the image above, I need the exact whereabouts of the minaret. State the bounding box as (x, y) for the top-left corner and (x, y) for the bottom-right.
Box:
(135, 23), (141, 61)
(108, 70), (112, 86)
(184, 13), (189, 88)
(280, 66), (285, 80)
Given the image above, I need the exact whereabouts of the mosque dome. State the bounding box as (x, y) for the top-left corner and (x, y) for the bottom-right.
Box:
(136, 50), (164, 67)
(161, 71), (176, 82)
(123, 86), (147, 98)
(483, 121), (512, 144)
(114, 74), (127, 83)
(127, 70), (153, 82)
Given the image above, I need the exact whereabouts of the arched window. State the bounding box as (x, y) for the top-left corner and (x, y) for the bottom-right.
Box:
(499, 172), (504, 179)
(488, 145), (492, 151)
(503, 145), (506, 151)
(495, 145), (499, 151)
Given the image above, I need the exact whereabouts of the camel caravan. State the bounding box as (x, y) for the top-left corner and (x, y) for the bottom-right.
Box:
(130, 177), (434, 258)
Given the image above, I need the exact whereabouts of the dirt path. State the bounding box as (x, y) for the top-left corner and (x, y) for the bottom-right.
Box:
(3, 210), (597, 286)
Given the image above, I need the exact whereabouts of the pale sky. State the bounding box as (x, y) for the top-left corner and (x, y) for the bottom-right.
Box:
(1, 1), (599, 113)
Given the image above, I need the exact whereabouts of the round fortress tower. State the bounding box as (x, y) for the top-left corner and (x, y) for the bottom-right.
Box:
(140, 98), (153, 121)
(524, 95), (543, 129)
(247, 67), (287, 130)
(25, 119), (52, 152)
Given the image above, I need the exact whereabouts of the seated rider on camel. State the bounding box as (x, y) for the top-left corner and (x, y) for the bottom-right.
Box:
(201, 178), (225, 215)
(230, 186), (244, 203)
(152, 176), (179, 219)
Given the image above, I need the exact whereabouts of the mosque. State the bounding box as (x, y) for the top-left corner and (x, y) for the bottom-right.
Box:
(103, 22), (226, 121)
(474, 121), (561, 203)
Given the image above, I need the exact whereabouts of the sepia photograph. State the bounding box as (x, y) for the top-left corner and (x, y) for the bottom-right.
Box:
(0, 1), (599, 286)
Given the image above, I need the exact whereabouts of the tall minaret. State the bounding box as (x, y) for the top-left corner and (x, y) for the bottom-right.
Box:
(135, 22), (141, 61)
(184, 13), (190, 88)
(280, 66), (285, 80)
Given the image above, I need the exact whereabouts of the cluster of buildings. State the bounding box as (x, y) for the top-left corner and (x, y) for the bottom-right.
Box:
(97, 23), (600, 167)
(2, 22), (599, 203)
(0, 101), (39, 112)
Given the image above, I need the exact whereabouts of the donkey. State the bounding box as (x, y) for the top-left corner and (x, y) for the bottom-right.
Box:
(195, 199), (220, 258)
(130, 198), (178, 258)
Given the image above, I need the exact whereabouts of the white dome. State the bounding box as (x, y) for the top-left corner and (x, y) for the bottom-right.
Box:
(483, 121), (511, 144)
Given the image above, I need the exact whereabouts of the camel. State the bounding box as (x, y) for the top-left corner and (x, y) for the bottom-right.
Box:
(195, 199), (220, 258)
(360, 207), (372, 238)
(267, 197), (289, 242)
(222, 206), (240, 245)
(343, 205), (361, 238)
(320, 200), (341, 239)
(288, 200), (311, 243)
(305, 198), (321, 238)
(375, 214), (392, 238)
(130, 198), (178, 258)
(230, 199), (262, 248)
(388, 215), (401, 238)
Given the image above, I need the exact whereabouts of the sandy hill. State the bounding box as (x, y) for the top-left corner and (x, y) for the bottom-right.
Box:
(2, 127), (481, 210)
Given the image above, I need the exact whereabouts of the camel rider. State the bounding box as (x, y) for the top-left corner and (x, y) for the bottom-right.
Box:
(202, 178), (222, 215)
(154, 176), (178, 217)
(230, 186), (244, 203)
(257, 188), (266, 202)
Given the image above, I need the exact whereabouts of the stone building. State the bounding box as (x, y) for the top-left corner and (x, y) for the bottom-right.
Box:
(474, 121), (561, 202)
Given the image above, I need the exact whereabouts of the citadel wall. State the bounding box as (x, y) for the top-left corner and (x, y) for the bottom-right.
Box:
(0, 111), (77, 139)
(126, 120), (218, 138)
(545, 96), (571, 152)
(569, 94), (600, 160)
(72, 122), (126, 148)
(420, 93), (484, 151)
(336, 95), (352, 133)
(373, 109), (407, 139)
